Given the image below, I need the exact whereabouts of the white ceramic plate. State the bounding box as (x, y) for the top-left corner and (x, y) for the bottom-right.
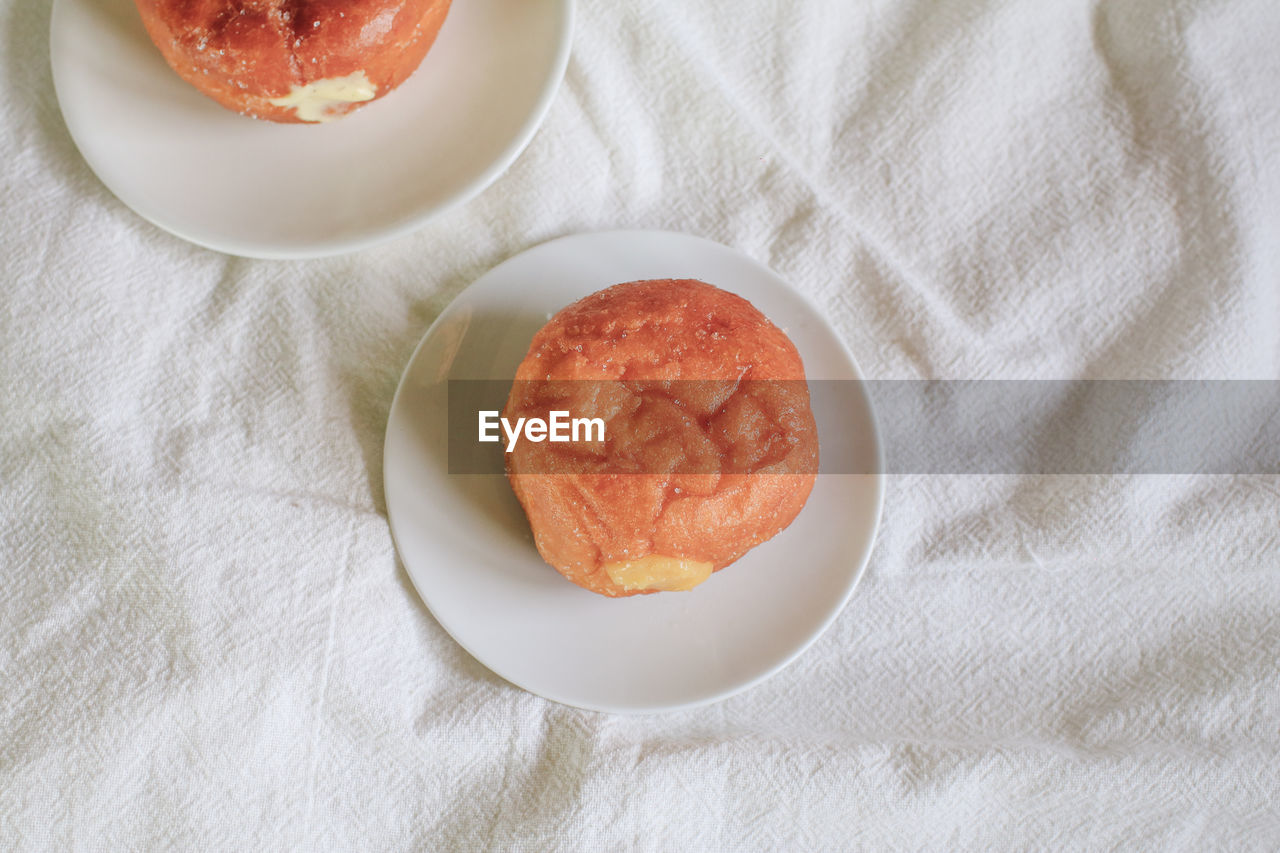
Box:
(49, 0), (573, 258)
(384, 230), (882, 713)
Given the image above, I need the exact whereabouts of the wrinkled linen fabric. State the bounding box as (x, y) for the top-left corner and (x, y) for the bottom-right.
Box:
(3, 0), (1279, 848)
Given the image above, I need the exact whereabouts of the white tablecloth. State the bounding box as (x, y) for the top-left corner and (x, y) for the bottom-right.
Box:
(4, 0), (1279, 848)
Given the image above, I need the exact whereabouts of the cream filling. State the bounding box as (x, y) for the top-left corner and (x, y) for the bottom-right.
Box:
(604, 555), (714, 592)
(268, 71), (377, 123)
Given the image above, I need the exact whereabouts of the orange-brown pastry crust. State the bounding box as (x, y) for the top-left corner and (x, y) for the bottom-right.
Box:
(504, 279), (819, 597)
(134, 0), (451, 122)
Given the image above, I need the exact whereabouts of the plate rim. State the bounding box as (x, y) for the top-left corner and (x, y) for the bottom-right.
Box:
(48, 0), (576, 260)
(383, 229), (885, 714)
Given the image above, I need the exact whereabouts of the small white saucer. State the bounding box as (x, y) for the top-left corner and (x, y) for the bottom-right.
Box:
(49, 0), (573, 258)
(383, 230), (883, 713)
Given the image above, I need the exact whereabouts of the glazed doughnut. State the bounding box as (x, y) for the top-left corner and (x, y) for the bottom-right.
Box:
(504, 279), (819, 598)
(134, 0), (452, 123)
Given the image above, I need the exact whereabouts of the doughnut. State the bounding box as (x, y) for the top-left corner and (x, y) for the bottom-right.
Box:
(134, 0), (452, 123)
(504, 279), (819, 598)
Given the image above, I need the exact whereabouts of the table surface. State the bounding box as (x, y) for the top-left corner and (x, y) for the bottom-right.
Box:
(3, 0), (1279, 848)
